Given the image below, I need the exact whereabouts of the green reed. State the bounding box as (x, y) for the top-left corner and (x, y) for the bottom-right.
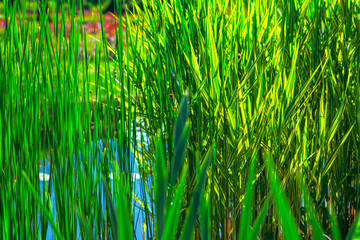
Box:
(1, 0), (360, 239)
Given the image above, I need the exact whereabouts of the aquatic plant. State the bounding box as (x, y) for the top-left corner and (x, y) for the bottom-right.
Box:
(1, 0), (360, 239)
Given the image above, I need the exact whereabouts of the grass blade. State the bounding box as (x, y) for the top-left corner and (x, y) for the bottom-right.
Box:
(171, 91), (190, 186)
(264, 153), (301, 240)
(239, 152), (257, 240)
(22, 171), (63, 240)
(180, 146), (213, 240)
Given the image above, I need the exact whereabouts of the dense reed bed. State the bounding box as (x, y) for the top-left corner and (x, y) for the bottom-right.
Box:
(1, 0), (360, 239)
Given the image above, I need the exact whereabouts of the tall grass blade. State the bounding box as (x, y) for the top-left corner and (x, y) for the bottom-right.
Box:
(22, 171), (63, 240)
(239, 152), (257, 240)
(346, 214), (360, 240)
(163, 165), (188, 240)
(171, 91), (190, 186)
(154, 130), (168, 239)
(103, 176), (119, 240)
(264, 154), (301, 240)
(180, 146), (213, 240)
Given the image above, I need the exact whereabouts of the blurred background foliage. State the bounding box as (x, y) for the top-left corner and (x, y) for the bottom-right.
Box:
(4, 0), (140, 12)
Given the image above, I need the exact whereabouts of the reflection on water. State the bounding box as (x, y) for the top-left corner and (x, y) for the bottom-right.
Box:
(39, 135), (152, 239)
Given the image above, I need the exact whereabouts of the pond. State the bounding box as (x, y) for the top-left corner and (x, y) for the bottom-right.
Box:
(38, 131), (152, 239)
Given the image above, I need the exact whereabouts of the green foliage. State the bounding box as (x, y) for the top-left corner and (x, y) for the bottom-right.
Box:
(1, 0), (360, 239)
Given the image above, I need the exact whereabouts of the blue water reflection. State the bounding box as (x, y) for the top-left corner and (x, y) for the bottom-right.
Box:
(39, 136), (152, 240)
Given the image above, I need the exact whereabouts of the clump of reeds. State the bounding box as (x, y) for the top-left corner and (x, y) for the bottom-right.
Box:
(1, 0), (360, 239)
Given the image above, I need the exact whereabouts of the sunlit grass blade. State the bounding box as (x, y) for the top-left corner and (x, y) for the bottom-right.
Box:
(322, 123), (355, 177)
